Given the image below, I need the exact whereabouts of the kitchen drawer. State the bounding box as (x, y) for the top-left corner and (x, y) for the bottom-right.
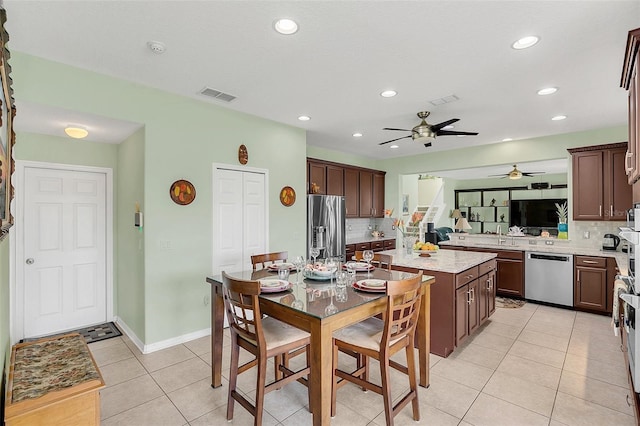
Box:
(384, 239), (396, 249)
(496, 249), (524, 261)
(479, 259), (496, 276)
(371, 241), (384, 251)
(345, 244), (356, 260)
(575, 256), (606, 268)
(456, 266), (479, 288)
(355, 242), (371, 251)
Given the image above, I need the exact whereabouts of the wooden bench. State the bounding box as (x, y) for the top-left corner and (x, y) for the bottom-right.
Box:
(4, 333), (105, 426)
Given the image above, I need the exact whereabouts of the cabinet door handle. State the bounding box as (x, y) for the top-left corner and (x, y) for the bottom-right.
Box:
(577, 270), (580, 282)
(582, 260), (598, 264)
(467, 290), (471, 305)
(626, 152), (634, 173)
(610, 205), (613, 217)
(487, 278), (491, 290)
(599, 205), (602, 216)
(470, 288), (475, 303)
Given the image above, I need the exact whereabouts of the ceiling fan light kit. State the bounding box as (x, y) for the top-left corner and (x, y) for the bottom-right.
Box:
(489, 164), (545, 180)
(379, 110), (478, 148)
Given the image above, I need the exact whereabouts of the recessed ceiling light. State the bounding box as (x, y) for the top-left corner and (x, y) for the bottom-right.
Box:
(502, 138), (513, 142)
(512, 35), (539, 50)
(442, 125), (455, 130)
(390, 144), (399, 149)
(537, 87), (558, 95)
(64, 126), (88, 139)
(274, 18), (298, 35)
(380, 90), (397, 98)
(352, 132), (363, 138)
(297, 115), (310, 121)
(551, 115), (567, 121)
(147, 41), (166, 54)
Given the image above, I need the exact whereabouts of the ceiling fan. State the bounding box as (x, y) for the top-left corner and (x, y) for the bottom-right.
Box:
(489, 164), (545, 180)
(378, 111), (479, 148)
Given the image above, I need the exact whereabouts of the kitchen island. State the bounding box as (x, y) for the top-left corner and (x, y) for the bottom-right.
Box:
(380, 249), (497, 357)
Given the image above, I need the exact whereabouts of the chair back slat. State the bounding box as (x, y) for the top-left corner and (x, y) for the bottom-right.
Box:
(382, 272), (423, 346)
(251, 251), (288, 271)
(354, 251), (393, 271)
(222, 271), (265, 348)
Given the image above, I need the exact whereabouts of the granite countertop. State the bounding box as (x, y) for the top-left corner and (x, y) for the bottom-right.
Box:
(440, 233), (628, 276)
(379, 248), (496, 274)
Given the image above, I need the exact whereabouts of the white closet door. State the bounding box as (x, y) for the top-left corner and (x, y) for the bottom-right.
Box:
(212, 168), (267, 275)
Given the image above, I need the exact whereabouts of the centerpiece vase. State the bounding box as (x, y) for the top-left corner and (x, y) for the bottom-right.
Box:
(557, 221), (568, 240)
(403, 236), (415, 255)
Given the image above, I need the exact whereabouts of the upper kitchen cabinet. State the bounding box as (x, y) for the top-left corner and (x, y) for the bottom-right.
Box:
(307, 160), (344, 195)
(569, 143), (631, 221)
(621, 27), (640, 184)
(358, 171), (385, 218)
(307, 158), (385, 218)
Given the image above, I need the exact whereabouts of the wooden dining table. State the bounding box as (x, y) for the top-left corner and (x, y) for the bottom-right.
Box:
(206, 267), (434, 426)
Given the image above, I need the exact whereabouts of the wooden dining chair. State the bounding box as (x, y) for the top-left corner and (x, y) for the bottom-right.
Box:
(354, 250), (393, 271)
(251, 251), (288, 271)
(222, 271), (310, 426)
(331, 271), (423, 425)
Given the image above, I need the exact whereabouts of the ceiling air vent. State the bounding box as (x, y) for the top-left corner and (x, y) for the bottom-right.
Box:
(200, 87), (237, 103)
(428, 94), (459, 106)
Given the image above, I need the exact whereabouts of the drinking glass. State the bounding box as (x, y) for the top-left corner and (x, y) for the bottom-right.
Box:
(346, 264), (357, 285)
(326, 257), (339, 286)
(277, 265), (290, 282)
(324, 290), (339, 316)
(363, 250), (374, 277)
(335, 271), (349, 302)
(309, 247), (320, 265)
(291, 284), (304, 310)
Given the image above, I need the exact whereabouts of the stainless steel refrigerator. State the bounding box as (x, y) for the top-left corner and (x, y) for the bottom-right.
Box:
(307, 195), (346, 261)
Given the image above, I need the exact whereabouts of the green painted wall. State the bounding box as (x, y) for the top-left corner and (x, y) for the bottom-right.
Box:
(116, 128), (145, 341)
(12, 52), (307, 345)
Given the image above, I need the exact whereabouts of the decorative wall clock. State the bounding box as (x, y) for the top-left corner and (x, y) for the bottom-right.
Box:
(279, 186), (296, 207)
(170, 179), (196, 205)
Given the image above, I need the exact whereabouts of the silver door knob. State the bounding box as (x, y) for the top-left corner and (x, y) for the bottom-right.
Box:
(26, 258), (34, 265)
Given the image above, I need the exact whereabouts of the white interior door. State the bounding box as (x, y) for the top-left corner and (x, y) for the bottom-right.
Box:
(22, 166), (107, 337)
(212, 166), (267, 275)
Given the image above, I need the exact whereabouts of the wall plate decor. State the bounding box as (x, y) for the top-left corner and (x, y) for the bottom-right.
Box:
(279, 186), (296, 207)
(238, 144), (248, 165)
(170, 179), (196, 205)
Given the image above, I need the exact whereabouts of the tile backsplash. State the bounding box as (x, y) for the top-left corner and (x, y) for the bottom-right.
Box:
(346, 217), (396, 240)
(570, 221), (624, 248)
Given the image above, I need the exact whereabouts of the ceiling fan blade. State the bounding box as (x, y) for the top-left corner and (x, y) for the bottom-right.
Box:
(424, 142), (432, 148)
(436, 130), (479, 136)
(431, 118), (459, 132)
(382, 127), (412, 132)
(522, 172), (545, 177)
(379, 135), (412, 145)
(488, 173), (508, 177)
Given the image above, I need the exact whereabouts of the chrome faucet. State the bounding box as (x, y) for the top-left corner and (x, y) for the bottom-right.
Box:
(497, 225), (506, 244)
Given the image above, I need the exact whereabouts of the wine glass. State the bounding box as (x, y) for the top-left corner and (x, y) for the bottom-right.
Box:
(326, 257), (339, 287)
(335, 271), (349, 303)
(293, 255), (305, 285)
(363, 250), (374, 277)
(324, 289), (339, 316)
(309, 247), (320, 265)
(291, 283), (305, 310)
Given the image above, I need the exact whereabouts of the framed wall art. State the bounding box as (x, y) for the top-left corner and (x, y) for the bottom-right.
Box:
(0, 7), (15, 240)
(170, 180), (196, 205)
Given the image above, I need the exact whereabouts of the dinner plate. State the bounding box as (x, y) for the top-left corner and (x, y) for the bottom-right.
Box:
(258, 279), (292, 293)
(353, 279), (387, 293)
(303, 270), (333, 281)
(267, 262), (296, 271)
(343, 261), (374, 271)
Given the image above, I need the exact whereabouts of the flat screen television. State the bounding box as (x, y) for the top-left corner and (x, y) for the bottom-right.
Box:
(510, 198), (566, 228)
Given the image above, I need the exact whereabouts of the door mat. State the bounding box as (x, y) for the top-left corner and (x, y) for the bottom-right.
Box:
(21, 322), (122, 344)
(496, 297), (526, 309)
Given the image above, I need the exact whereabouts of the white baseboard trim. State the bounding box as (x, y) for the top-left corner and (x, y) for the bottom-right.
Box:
(114, 317), (212, 354)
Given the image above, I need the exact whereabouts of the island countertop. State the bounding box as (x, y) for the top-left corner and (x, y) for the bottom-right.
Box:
(379, 248), (497, 274)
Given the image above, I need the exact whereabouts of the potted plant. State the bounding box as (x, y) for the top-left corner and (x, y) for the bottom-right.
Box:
(555, 201), (568, 239)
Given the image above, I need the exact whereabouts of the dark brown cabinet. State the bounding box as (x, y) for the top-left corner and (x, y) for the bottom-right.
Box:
(569, 143), (632, 221)
(454, 267), (480, 346)
(307, 158), (385, 218)
(574, 255), (618, 314)
(621, 27), (640, 185)
(479, 261), (497, 324)
(574, 256), (607, 312)
(344, 168), (359, 218)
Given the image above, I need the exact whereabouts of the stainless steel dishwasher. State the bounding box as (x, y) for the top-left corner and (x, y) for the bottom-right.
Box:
(525, 252), (574, 307)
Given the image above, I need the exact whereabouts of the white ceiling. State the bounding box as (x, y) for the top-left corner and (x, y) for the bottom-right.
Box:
(4, 1), (638, 166)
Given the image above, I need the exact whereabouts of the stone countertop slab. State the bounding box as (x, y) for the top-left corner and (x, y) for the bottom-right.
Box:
(379, 248), (496, 274)
(346, 235), (396, 245)
(440, 233), (628, 276)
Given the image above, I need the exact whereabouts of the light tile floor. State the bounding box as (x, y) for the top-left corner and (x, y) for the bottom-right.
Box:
(91, 303), (637, 425)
